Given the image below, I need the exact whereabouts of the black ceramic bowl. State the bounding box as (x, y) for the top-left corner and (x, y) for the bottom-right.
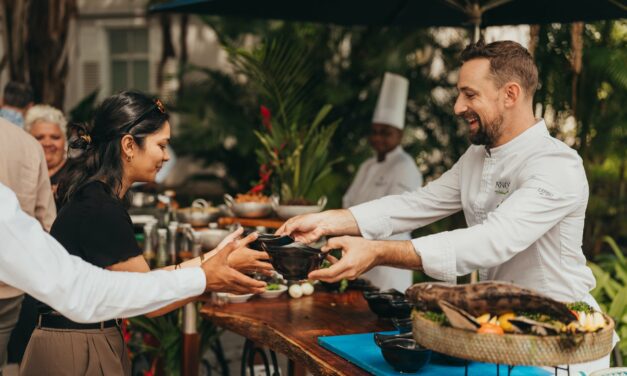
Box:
(262, 243), (325, 281)
(378, 338), (431, 373)
(373, 332), (413, 347)
(391, 317), (413, 333)
(248, 233), (294, 252)
(363, 290), (412, 319)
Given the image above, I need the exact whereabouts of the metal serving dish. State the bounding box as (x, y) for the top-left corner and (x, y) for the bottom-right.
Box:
(175, 199), (220, 227)
(224, 194), (273, 218)
(195, 228), (231, 250)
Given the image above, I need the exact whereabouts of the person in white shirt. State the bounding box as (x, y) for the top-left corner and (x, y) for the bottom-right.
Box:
(343, 72), (422, 292)
(278, 40), (612, 373)
(0, 182), (266, 323)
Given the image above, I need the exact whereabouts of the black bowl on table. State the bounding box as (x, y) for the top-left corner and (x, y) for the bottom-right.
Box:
(363, 290), (412, 319)
(391, 317), (413, 333)
(377, 338), (431, 373)
(373, 332), (413, 347)
(262, 242), (325, 281)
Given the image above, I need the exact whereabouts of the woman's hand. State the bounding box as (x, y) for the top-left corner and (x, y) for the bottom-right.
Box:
(215, 227), (245, 251)
(201, 239), (266, 294)
(226, 231), (273, 275)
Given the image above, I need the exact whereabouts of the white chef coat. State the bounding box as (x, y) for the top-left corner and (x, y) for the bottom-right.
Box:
(350, 120), (615, 372)
(0, 183), (206, 323)
(343, 146), (422, 292)
(351, 120), (595, 300)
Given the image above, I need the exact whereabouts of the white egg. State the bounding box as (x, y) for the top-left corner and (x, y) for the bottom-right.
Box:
(301, 282), (314, 296)
(288, 284), (303, 299)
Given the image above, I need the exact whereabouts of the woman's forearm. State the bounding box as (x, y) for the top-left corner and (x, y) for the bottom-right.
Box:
(160, 248), (219, 271)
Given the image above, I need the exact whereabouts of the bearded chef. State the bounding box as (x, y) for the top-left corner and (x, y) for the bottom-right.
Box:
(279, 40), (617, 374)
(342, 72), (422, 292)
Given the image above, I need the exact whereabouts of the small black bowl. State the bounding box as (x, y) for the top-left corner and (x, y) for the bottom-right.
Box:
(262, 243), (325, 281)
(373, 332), (413, 347)
(249, 234), (294, 252)
(363, 290), (412, 319)
(390, 317), (413, 333)
(378, 338), (431, 373)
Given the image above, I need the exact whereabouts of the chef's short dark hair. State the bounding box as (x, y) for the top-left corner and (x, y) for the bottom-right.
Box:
(461, 40), (538, 98)
(3, 81), (34, 108)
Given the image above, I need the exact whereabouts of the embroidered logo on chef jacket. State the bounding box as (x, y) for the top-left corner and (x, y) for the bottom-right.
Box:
(494, 180), (510, 195)
(537, 187), (554, 197)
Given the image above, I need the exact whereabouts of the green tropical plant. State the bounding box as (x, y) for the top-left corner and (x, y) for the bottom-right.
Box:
(128, 304), (224, 376)
(228, 37), (341, 204)
(588, 235), (627, 365)
(533, 21), (627, 251)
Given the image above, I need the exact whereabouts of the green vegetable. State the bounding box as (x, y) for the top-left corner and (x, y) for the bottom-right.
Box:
(422, 310), (448, 325)
(339, 279), (349, 293)
(267, 283), (281, 291)
(566, 301), (594, 313)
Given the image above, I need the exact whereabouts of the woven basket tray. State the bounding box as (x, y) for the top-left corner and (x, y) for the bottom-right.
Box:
(412, 310), (615, 366)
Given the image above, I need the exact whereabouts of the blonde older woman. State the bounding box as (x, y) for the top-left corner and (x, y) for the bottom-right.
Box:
(25, 105), (68, 197)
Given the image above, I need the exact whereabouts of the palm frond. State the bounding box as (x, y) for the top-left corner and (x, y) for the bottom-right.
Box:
(229, 35), (341, 202)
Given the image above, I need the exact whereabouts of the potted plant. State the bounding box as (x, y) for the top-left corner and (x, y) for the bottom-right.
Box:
(229, 38), (341, 218)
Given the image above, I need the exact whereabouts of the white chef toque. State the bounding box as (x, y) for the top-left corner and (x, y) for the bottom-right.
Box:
(372, 72), (409, 130)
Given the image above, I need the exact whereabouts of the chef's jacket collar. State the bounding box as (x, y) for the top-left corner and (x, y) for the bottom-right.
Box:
(485, 119), (548, 158)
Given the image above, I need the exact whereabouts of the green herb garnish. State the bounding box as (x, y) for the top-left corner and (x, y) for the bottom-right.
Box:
(423, 311), (448, 325)
(566, 301), (594, 313)
(267, 283), (281, 291)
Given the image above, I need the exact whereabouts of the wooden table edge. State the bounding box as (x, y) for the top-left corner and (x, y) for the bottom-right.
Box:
(199, 304), (368, 376)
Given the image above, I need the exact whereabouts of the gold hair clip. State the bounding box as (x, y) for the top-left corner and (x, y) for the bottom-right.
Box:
(154, 99), (165, 113)
(80, 134), (92, 144)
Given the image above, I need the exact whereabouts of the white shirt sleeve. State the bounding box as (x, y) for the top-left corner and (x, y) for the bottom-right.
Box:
(413, 149), (586, 283)
(0, 183), (206, 322)
(350, 157), (463, 239)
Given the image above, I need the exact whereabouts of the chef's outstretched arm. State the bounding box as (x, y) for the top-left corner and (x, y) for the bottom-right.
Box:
(308, 236), (421, 283)
(277, 209), (361, 243)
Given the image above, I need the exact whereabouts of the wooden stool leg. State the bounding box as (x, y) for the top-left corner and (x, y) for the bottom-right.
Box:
(182, 303), (199, 376)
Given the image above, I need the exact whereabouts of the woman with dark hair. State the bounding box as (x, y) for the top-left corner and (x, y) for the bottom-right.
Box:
(19, 91), (272, 375)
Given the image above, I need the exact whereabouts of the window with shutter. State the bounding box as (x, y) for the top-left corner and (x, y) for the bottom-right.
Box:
(82, 61), (100, 96)
(108, 28), (149, 93)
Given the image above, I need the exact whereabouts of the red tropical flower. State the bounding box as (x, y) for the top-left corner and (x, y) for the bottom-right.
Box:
(260, 105), (272, 131)
(259, 164), (272, 183)
(249, 183), (265, 194)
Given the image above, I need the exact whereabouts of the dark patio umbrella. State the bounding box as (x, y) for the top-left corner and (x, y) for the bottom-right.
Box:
(150, 0), (627, 29)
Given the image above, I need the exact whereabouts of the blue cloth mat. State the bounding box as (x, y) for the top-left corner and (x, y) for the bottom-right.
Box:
(318, 331), (552, 376)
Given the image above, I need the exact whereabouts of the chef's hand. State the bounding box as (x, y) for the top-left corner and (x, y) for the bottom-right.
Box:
(226, 231), (273, 275)
(201, 237), (267, 295)
(307, 236), (381, 283)
(276, 209), (360, 244)
(308, 237), (421, 283)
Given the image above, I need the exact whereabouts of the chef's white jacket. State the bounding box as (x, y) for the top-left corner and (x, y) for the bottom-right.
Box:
(343, 146), (422, 291)
(350, 120), (596, 303)
(350, 120), (616, 372)
(0, 183), (206, 322)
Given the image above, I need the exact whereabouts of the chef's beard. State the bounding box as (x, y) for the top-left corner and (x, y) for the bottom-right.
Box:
(463, 110), (504, 148)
